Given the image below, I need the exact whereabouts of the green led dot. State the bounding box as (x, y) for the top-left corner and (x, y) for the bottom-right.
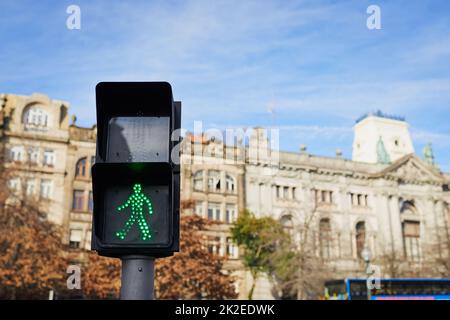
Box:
(115, 183), (154, 241)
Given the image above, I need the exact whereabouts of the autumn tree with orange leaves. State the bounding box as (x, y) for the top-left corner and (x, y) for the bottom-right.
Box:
(81, 200), (237, 300)
(81, 251), (121, 299)
(155, 213), (237, 299)
(0, 168), (68, 299)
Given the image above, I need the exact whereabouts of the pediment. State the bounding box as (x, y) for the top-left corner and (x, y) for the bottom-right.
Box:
(373, 154), (445, 184)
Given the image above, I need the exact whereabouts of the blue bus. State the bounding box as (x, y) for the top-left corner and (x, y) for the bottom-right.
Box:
(324, 278), (450, 300)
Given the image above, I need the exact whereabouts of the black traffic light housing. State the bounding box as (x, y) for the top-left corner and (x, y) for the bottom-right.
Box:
(91, 82), (180, 258)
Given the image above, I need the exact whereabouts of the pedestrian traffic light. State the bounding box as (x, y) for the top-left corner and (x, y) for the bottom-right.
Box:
(91, 82), (180, 258)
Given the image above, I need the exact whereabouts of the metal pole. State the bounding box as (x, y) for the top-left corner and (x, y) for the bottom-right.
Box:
(120, 255), (154, 300)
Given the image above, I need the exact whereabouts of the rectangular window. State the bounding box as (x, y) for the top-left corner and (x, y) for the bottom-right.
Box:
(403, 221), (421, 261)
(207, 208), (213, 220)
(351, 193), (369, 207)
(283, 187), (289, 199)
(9, 146), (24, 162)
(28, 147), (39, 164)
(321, 190), (327, 202)
(26, 179), (36, 196)
(69, 229), (82, 249)
(8, 178), (21, 193)
(226, 237), (236, 258)
(207, 203), (221, 221)
(316, 190), (333, 204)
(226, 205), (237, 223)
(292, 187), (296, 200)
(207, 236), (221, 255)
(276, 186), (280, 198)
(72, 190), (85, 211)
(195, 202), (204, 217)
(40, 179), (52, 199)
(43, 150), (55, 166)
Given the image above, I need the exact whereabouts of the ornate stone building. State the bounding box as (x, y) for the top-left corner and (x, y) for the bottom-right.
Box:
(0, 93), (97, 250)
(1, 93), (449, 300)
(64, 122), (96, 250)
(179, 133), (246, 296)
(0, 93), (70, 225)
(245, 114), (450, 298)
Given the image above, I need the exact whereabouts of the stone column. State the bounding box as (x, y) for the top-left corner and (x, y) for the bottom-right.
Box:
(237, 172), (245, 210)
(202, 201), (207, 220)
(258, 182), (263, 216)
(203, 168), (208, 192)
(339, 187), (352, 258)
(389, 195), (403, 254)
(350, 231), (356, 259)
(220, 171), (226, 193)
(219, 235), (226, 257)
(374, 192), (393, 256)
(220, 202), (226, 222)
(267, 182), (273, 215)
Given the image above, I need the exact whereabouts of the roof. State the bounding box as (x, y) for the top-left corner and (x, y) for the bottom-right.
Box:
(355, 110), (406, 124)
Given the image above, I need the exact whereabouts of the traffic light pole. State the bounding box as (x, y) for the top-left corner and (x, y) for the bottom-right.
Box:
(120, 255), (154, 300)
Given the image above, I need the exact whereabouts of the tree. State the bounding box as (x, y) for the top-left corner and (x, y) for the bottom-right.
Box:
(419, 215), (450, 277)
(81, 211), (237, 300)
(155, 212), (237, 299)
(266, 209), (336, 300)
(230, 209), (287, 300)
(376, 249), (408, 278)
(0, 173), (68, 299)
(82, 251), (121, 299)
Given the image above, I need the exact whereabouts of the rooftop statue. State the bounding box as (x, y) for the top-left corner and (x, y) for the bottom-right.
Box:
(376, 136), (390, 164)
(423, 143), (435, 165)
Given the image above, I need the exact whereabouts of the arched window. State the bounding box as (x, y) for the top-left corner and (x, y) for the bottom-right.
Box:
(75, 157), (88, 178)
(400, 201), (421, 261)
(207, 170), (221, 192)
(193, 170), (203, 191)
(280, 215), (293, 230)
(355, 221), (366, 258)
(23, 106), (49, 129)
(226, 174), (236, 193)
(319, 218), (332, 259)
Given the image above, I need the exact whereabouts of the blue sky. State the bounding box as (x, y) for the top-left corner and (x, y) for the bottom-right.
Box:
(1, 0), (450, 171)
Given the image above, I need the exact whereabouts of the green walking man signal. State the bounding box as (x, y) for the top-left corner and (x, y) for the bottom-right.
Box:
(116, 183), (154, 241)
(91, 82), (180, 258)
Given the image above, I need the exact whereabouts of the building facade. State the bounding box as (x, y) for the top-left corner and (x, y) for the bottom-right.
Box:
(1, 93), (449, 299)
(0, 93), (70, 225)
(245, 116), (450, 298)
